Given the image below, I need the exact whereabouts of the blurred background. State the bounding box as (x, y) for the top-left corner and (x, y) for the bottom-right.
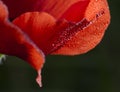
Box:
(0, 0), (120, 92)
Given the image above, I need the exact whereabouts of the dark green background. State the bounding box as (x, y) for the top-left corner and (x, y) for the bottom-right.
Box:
(0, 0), (120, 92)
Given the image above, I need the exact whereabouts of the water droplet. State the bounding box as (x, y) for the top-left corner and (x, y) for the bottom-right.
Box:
(52, 44), (55, 47)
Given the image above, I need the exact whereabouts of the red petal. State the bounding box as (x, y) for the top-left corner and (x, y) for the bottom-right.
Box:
(2, 0), (80, 19)
(34, 0), (81, 19)
(2, 0), (38, 19)
(60, 0), (90, 22)
(52, 0), (110, 55)
(13, 12), (64, 55)
(0, 1), (44, 86)
(13, 0), (110, 56)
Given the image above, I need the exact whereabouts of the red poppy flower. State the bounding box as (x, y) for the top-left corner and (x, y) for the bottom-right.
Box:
(0, 0), (110, 87)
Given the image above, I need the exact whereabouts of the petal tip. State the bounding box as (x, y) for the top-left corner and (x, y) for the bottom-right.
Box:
(36, 69), (42, 87)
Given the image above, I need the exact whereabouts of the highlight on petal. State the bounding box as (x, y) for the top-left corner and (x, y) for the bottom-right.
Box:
(0, 1), (8, 21)
(0, 1), (45, 86)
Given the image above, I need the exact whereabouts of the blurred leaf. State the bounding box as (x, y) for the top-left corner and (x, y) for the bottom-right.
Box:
(0, 54), (6, 64)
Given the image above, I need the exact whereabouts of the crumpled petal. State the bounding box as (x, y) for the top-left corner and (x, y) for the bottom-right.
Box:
(0, 1), (45, 87)
(0, 0), (8, 21)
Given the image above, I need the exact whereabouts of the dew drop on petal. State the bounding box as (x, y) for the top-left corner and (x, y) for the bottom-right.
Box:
(36, 69), (42, 87)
